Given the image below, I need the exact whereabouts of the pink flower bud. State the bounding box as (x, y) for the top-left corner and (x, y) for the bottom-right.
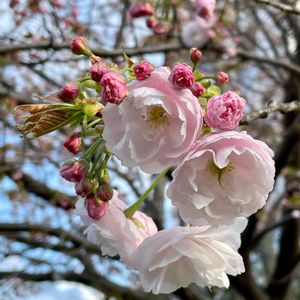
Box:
(194, 0), (216, 20)
(60, 160), (88, 182)
(217, 71), (229, 85)
(75, 177), (94, 197)
(169, 63), (195, 89)
(90, 61), (109, 82)
(190, 82), (206, 97)
(63, 134), (83, 154)
(133, 61), (153, 81)
(101, 71), (128, 104)
(129, 1), (153, 18)
(204, 91), (246, 130)
(146, 17), (158, 29)
(153, 22), (171, 35)
(190, 48), (202, 66)
(96, 182), (113, 202)
(70, 37), (92, 56)
(85, 195), (107, 220)
(59, 82), (80, 102)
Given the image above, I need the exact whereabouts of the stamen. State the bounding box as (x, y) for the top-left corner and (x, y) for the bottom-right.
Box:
(206, 160), (234, 188)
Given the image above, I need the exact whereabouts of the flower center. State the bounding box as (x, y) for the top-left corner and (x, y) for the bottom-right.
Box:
(145, 106), (169, 127)
(206, 160), (234, 188)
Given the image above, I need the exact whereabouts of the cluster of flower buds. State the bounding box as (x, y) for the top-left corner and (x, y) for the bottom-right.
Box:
(60, 156), (113, 220)
(16, 34), (275, 295)
(129, 1), (172, 35)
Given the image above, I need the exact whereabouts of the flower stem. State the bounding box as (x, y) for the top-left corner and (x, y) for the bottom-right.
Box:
(124, 168), (170, 218)
(83, 137), (103, 160)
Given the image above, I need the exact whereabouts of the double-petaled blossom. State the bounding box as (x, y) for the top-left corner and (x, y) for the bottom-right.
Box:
(90, 61), (109, 82)
(74, 192), (157, 262)
(129, 1), (153, 18)
(129, 218), (246, 294)
(101, 71), (128, 104)
(169, 63), (195, 89)
(181, 17), (214, 48)
(133, 61), (153, 81)
(194, 0), (216, 20)
(153, 22), (171, 35)
(166, 131), (275, 226)
(204, 91), (246, 130)
(102, 67), (202, 174)
(59, 82), (79, 102)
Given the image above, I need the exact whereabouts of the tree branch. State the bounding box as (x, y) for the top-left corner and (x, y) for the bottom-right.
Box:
(255, 0), (300, 15)
(240, 100), (300, 125)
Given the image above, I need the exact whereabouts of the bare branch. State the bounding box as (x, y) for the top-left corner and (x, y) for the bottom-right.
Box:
(240, 100), (300, 125)
(255, 0), (300, 15)
(0, 41), (182, 57)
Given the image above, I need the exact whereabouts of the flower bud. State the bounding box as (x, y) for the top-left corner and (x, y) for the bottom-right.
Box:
(153, 22), (171, 35)
(60, 160), (88, 182)
(146, 17), (158, 29)
(190, 82), (206, 97)
(59, 82), (80, 102)
(129, 1), (153, 18)
(89, 61), (109, 82)
(63, 134), (83, 154)
(204, 91), (246, 130)
(70, 37), (92, 56)
(85, 195), (107, 220)
(75, 177), (94, 197)
(217, 71), (229, 85)
(190, 48), (202, 66)
(169, 63), (195, 89)
(96, 181), (113, 202)
(133, 61), (153, 81)
(194, 0), (216, 20)
(81, 102), (104, 117)
(101, 71), (128, 104)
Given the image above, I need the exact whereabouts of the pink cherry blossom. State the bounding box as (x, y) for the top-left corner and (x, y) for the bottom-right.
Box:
(59, 82), (79, 102)
(194, 0), (216, 20)
(204, 91), (246, 130)
(102, 67), (202, 174)
(133, 61), (153, 80)
(153, 22), (171, 35)
(74, 192), (157, 262)
(129, 218), (246, 294)
(169, 63), (195, 89)
(181, 17), (214, 48)
(129, 1), (153, 18)
(101, 71), (128, 104)
(90, 61), (109, 82)
(166, 131), (275, 226)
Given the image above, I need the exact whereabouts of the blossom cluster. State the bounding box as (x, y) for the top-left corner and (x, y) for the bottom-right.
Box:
(16, 33), (275, 295)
